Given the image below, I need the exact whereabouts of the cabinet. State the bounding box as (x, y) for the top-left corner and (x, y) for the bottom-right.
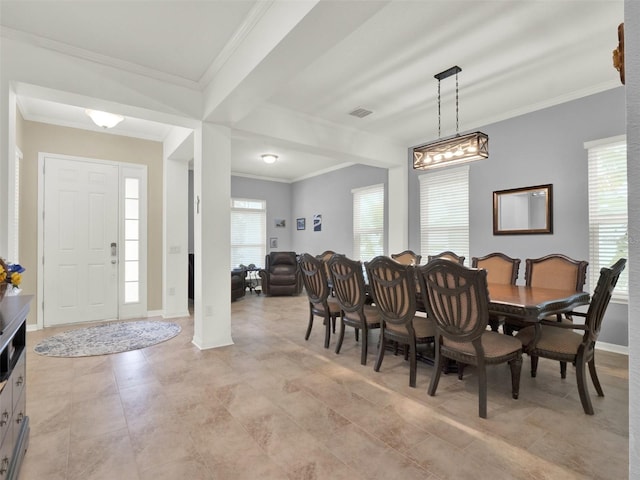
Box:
(0, 296), (31, 480)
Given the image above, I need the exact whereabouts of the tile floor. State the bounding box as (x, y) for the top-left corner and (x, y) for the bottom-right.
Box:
(20, 294), (628, 479)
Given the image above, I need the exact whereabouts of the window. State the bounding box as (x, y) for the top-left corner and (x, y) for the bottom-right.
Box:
(419, 166), (469, 261)
(123, 177), (140, 303)
(231, 198), (266, 268)
(353, 183), (385, 261)
(586, 135), (628, 301)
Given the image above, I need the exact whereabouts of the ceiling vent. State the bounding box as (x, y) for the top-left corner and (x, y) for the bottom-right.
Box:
(349, 108), (373, 118)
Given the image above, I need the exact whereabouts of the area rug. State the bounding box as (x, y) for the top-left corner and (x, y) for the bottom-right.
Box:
(33, 320), (182, 357)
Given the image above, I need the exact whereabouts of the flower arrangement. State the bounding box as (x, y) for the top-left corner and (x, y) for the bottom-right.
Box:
(0, 258), (25, 300)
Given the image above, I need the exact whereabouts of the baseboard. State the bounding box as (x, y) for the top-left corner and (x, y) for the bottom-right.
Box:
(160, 310), (190, 319)
(26, 324), (39, 332)
(596, 341), (628, 355)
(146, 310), (164, 318)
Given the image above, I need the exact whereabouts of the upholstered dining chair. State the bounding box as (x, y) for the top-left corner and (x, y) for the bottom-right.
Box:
(516, 258), (626, 415)
(427, 251), (465, 265)
(417, 259), (523, 419)
(365, 256), (436, 387)
(328, 255), (381, 365)
(391, 250), (422, 266)
(298, 253), (342, 349)
(504, 254), (589, 340)
(472, 253), (521, 332)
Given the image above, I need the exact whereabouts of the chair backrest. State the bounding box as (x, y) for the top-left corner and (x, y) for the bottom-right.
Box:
(428, 251), (466, 265)
(327, 255), (366, 313)
(266, 251), (298, 270)
(525, 254), (588, 291)
(584, 258), (626, 343)
(391, 250), (422, 266)
(298, 253), (330, 304)
(365, 256), (416, 326)
(417, 259), (490, 343)
(472, 252), (520, 285)
(317, 250), (337, 280)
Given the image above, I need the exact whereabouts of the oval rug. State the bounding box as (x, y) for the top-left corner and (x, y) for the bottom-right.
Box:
(34, 320), (182, 357)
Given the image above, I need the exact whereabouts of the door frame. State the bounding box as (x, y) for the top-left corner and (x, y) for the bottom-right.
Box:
(37, 152), (148, 328)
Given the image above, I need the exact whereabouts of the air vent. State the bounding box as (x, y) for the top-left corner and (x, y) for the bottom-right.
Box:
(349, 108), (373, 118)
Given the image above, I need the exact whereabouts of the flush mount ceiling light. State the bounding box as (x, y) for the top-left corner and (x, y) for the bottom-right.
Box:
(413, 66), (488, 170)
(85, 109), (124, 129)
(261, 153), (278, 164)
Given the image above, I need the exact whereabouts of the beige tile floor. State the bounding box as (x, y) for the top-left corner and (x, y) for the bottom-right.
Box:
(20, 294), (628, 480)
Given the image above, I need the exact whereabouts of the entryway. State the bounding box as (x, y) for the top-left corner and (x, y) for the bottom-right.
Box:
(40, 153), (147, 327)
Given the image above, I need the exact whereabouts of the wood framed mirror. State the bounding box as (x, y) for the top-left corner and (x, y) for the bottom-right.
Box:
(493, 184), (553, 235)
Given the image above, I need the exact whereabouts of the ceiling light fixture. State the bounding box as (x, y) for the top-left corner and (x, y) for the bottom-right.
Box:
(262, 153), (278, 164)
(413, 66), (488, 170)
(85, 109), (124, 129)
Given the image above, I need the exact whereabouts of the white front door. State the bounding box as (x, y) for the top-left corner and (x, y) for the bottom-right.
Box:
(43, 157), (119, 326)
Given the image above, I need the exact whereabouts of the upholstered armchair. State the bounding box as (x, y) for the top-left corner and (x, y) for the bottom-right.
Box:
(259, 251), (303, 296)
(231, 268), (246, 301)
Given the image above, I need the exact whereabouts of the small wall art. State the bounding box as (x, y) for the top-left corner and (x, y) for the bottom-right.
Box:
(275, 219), (286, 228)
(313, 214), (322, 232)
(296, 218), (305, 230)
(269, 237), (278, 248)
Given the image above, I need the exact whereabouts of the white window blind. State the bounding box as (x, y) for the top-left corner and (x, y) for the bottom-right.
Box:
(353, 183), (385, 261)
(419, 166), (469, 261)
(587, 136), (628, 302)
(231, 198), (266, 269)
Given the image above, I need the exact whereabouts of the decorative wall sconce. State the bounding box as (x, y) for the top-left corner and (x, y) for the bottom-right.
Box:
(612, 23), (625, 85)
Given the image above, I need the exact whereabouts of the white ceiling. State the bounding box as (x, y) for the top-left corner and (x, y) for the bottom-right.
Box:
(1, 0), (624, 182)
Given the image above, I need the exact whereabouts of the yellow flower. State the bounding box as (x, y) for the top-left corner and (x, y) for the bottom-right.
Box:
(9, 272), (21, 287)
(0, 265), (5, 283)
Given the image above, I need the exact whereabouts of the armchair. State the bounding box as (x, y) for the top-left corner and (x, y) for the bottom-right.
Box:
(259, 251), (303, 296)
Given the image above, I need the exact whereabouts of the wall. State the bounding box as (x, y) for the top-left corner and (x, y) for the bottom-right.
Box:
(291, 164), (388, 257)
(20, 120), (164, 324)
(408, 86), (627, 345)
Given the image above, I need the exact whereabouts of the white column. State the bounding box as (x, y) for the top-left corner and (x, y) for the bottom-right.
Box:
(0, 82), (17, 258)
(162, 142), (190, 319)
(387, 160), (409, 255)
(626, 0), (640, 476)
(192, 122), (232, 349)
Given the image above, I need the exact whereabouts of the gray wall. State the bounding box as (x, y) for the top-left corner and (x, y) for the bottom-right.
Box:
(291, 164), (388, 257)
(408, 87), (627, 345)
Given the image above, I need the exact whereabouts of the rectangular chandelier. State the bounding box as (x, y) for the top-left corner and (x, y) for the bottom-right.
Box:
(413, 131), (489, 170)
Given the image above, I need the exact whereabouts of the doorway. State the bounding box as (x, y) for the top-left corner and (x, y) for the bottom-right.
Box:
(40, 154), (147, 327)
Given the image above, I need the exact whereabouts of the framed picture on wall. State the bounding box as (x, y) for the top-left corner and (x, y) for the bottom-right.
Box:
(296, 218), (305, 230)
(313, 214), (322, 232)
(275, 219), (286, 228)
(269, 237), (278, 248)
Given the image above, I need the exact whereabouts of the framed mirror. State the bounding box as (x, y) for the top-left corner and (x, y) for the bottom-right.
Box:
(493, 184), (553, 235)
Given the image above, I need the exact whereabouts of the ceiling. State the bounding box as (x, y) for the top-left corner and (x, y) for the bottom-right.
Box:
(1, 0), (624, 182)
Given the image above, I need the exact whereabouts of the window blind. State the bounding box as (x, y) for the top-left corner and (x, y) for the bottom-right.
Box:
(587, 137), (628, 301)
(353, 183), (385, 261)
(419, 166), (469, 261)
(230, 198), (266, 269)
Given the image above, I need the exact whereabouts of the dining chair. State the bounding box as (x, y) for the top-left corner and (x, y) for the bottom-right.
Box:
(471, 252), (521, 332)
(504, 254), (589, 346)
(417, 259), (523, 419)
(391, 250), (422, 266)
(516, 258), (626, 414)
(298, 253), (342, 349)
(317, 250), (339, 330)
(328, 255), (381, 365)
(427, 251), (465, 265)
(365, 256), (436, 387)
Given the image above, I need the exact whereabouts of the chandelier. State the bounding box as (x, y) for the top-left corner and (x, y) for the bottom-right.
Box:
(413, 66), (488, 170)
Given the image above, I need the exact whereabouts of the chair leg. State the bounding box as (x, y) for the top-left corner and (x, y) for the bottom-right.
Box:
(478, 365), (488, 419)
(576, 354), (594, 415)
(360, 328), (368, 366)
(428, 342), (443, 396)
(457, 363), (466, 380)
(560, 361), (567, 379)
(588, 357), (604, 397)
(530, 355), (539, 377)
(332, 315), (336, 334)
(324, 314), (331, 349)
(374, 329), (386, 372)
(509, 354), (522, 400)
(335, 319), (346, 354)
(305, 311), (313, 341)
(409, 339), (417, 388)
(355, 328), (359, 342)
(488, 316), (500, 332)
